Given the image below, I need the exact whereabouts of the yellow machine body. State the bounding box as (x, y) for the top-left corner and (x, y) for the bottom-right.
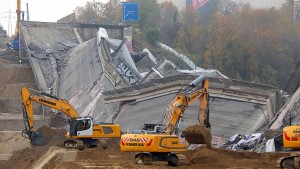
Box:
(120, 133), (186, 153)
(283, 125), (300, 149)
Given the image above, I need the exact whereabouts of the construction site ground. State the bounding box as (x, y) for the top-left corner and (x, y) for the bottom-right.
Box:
(0, 126), (290, 169)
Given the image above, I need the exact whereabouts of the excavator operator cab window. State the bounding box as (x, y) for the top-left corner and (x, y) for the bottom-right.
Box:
(77, 119), (91, 131)
(142, 124), (160, 133)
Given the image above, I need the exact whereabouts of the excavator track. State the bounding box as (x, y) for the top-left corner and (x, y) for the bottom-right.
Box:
(167, 154), (179, 166)
(277, 155), (300, 168)
(135, 153), (152, 165)
(99, 139), (108, 149)
(64, 140), (85, 150)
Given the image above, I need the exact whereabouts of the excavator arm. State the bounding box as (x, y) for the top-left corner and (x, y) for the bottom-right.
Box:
(21, 86), (78, 121)
(163, 76), (210, 141)
(21, 86), (79, 145)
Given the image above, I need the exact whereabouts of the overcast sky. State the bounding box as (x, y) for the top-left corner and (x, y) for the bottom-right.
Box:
(233, 0), (285, 8)
(0, 0), (286, 36)
(0, 0), (109, 36)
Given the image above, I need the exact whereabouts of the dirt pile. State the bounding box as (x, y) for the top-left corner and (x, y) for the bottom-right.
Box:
(49, 114), (68, 128)
(1, 126), (66, 169)
(0, 53), (37, 115)
(1, 130), (291, 169)
(40, 143), (291, 169)
(184, 146), (290, 169)
(0, 122), (291, 169)
(47, 138), (137, 169)
(0, 131), (30, 155)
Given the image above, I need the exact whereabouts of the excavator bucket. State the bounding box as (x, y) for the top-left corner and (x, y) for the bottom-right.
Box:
(30, 132), (50, 146)
(182, 125), (212, 146)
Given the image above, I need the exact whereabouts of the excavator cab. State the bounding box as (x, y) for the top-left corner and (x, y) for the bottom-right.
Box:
(132, 124), (161, 134)
(76, 117), (93, 136)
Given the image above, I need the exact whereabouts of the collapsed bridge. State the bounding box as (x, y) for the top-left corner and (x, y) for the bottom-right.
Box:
(3, 21), (282, 139)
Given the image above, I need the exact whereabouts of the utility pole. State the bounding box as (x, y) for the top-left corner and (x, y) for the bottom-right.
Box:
(15, 0), (21, 35)
(26, 3), (29, 21)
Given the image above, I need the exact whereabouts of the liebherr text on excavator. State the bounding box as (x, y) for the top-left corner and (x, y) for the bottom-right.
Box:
(120, 75), (212, 166)
(21, 86), (121, 150)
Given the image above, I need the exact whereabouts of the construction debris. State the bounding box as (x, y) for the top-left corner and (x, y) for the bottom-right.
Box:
(219, 133), (265, 152)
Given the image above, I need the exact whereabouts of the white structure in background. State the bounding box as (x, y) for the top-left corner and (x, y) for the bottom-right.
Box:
(159, 42), (229, 79)
(97, 28), (109, 43)
(97, 28), (142, 85)
(157, 0), (186, 11)
(159, 43), (197, 70)
(143, 48), (158, 64)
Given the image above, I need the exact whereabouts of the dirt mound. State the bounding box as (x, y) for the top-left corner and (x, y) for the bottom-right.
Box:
(39, 138), (137, 169)
(1, 126), (65, 169)
(0, 64), (35, 86)
(0, 131), (30, 154)
(37, 125), (61, 138)
(35, 143), (291, 169)
(184, 146), (290, 169)
(0, 126), (291, 169)
(49, 114), (68, 128)
(183, 125), (212, 146)
(1, 131), (291, 169)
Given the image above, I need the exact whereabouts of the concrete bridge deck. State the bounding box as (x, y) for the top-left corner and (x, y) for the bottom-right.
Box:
(16, 21), (283, 139)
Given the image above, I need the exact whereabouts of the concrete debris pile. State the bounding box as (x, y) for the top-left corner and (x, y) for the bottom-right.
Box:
(27, 42), (74, 96)
(219, 133), (266, 152)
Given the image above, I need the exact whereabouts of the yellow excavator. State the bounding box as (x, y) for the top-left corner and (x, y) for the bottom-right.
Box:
(120, 75), (211, 166)
(21, 86), (121, 150)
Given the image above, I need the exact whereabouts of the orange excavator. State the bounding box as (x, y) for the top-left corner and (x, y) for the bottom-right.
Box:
(21, 86), (121, 150)
(120, 75), (211, 166)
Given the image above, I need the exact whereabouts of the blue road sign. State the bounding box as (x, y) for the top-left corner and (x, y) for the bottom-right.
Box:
(122, 2), (139, 21)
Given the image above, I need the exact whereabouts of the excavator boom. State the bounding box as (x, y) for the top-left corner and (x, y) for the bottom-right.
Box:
(21, 86), (121, 148)
(162, 75), (211, 144)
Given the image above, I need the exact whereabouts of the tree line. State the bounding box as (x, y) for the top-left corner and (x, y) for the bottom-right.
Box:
(75, 0), (300, 89)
